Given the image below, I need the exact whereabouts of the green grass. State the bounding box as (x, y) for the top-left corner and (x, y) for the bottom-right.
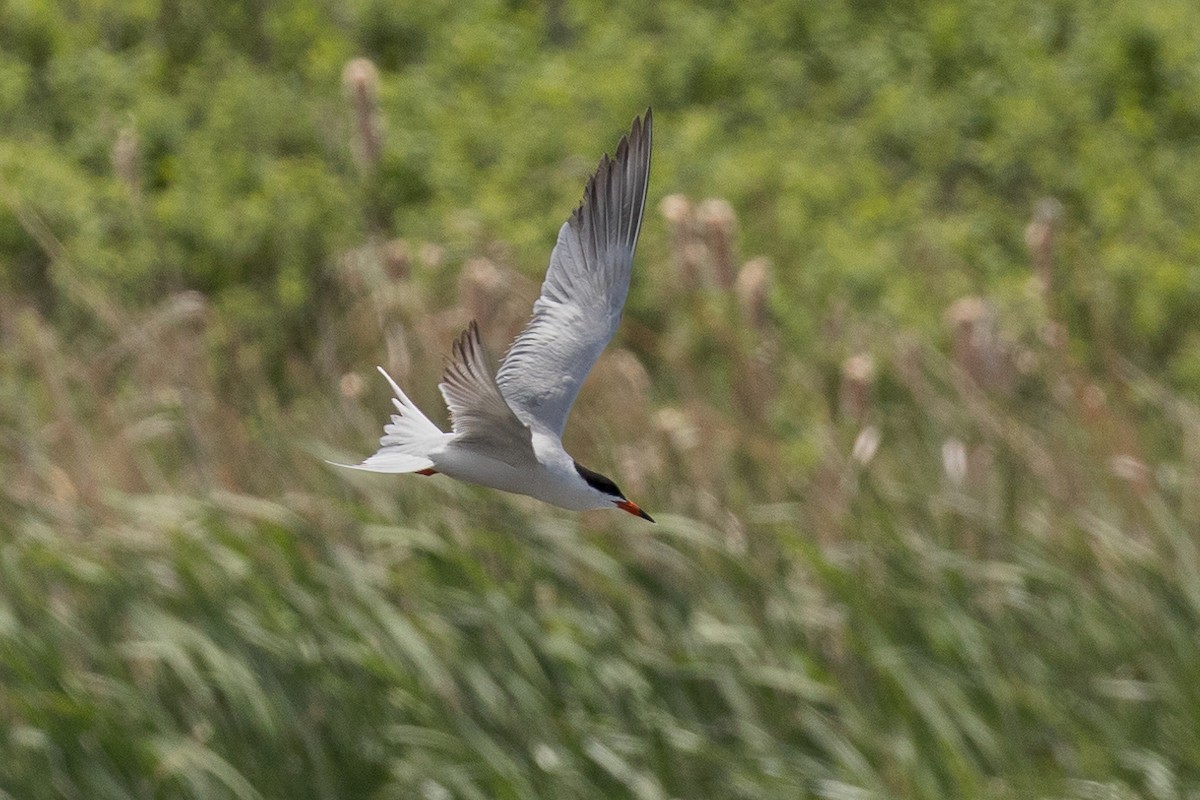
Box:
(4, 0), (1200, 797)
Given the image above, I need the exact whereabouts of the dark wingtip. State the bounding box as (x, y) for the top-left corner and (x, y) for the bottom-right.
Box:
(444, 319), (483, 377)
(626, 108), (652, 152)
(569, 109), (653, 229)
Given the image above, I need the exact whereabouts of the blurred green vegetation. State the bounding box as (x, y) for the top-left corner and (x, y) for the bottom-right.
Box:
(4, 0), (1200, 797)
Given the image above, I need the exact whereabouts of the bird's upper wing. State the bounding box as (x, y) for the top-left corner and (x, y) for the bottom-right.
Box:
(495, 109), (652, 437)
(439, 321), (537, 467)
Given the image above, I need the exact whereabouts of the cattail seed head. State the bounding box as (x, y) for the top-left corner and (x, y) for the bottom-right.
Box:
(660, 194), (702, 286)
(340, 372), (366, 399)
(419, 242), (446, 271)
(659, 193), (692, 230)
(840, 354), (875, 422)
(383, 238), (410, 280)
(112, 126), (141, 196)
(458, 258), (505, 329)
(946, 297), (1014, 395)
(384, 324), (413, 386)
(697, 198), (738, 289)
(1025, 197), (1063, 295)
(342, 58), (382, 168)
(735, 257), (772, 330)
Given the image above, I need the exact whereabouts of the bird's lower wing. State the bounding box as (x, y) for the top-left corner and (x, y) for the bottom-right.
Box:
(439, 321), (537, 468)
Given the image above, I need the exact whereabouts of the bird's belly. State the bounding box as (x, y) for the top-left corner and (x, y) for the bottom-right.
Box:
(435, 452), (529, 495)
(431, 448), (595, 511)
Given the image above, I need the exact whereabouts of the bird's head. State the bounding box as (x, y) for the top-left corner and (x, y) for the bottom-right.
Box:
(573, 461), (654, 522)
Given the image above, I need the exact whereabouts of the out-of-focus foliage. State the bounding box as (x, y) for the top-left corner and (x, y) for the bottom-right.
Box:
(4, 0), (1200, 383)
(4, 0), (1200, 798)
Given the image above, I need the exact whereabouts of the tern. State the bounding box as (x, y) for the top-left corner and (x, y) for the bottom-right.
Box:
(338, 110), (655, 522)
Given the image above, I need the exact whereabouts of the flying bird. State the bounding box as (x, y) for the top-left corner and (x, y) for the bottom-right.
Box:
(338, 110), (655, 521)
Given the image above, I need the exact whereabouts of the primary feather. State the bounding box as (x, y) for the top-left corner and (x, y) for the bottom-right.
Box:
(438, 321), (535, 468)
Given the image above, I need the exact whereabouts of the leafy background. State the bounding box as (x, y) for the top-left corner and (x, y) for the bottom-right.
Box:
(4, 0), (1200, 797)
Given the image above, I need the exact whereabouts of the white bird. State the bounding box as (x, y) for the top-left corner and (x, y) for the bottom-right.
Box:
(337, 109), (655, 522)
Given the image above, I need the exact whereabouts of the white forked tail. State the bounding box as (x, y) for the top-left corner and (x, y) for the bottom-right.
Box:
(337, 367), (450, 473)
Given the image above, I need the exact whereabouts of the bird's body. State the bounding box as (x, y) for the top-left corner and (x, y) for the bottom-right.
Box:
(422, 429), (599, 512)
(337, 110), (655, 521)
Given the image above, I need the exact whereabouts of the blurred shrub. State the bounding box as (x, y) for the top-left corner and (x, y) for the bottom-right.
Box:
(3, 0), (1200, 392)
